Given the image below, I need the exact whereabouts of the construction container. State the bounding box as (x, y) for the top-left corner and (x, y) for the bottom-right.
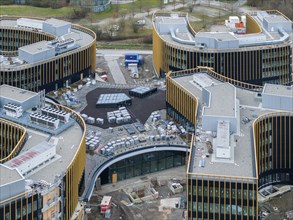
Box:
(81, 114), (88, 121)
(156, 135), (161, 141)
(108, 117), (116, 123)
(115, 113), (122, 118)
(96, 118), (104, 125)
(133, 136), (139, 144)
(107, 112), (114, 118)
(89, 144), (95, 150)
(130, 139), (134, 145)
(87, 117), (95, 124)
(116, 117), (124, 124)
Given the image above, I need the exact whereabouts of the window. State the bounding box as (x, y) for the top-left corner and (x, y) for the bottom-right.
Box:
(193, 186), (197, 196)
(204, 187), (208, 197)
(28, 203), (32, 214)
(232, 189), (236, 199)
(198, 186), (202, 196)
(210, 188), (213, 197)
(215, 204), (219, 213)
(243, 190), (247, 200)
(198, 202), (202, 212)
(193, 202), (197, 211)
(203, 203), (208, 213)
(5, 212), (10, 220)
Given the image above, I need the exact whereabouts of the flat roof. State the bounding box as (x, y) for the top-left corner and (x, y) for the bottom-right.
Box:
(153, 11), (291, 51)
(101, 196), (112, 205)
(197, 32), (237, 41)
(5, 141), (54, 169)
(158, 16), (187, 24)
(130, 86), (156, 94)
(25, 121), (83, 184)
(0, 84), (38, 103)
(96, 93), (131, 104)
(44, 18), (71, 27)
(262, 84), (293, 97)
(19, 41), (53, 55)
(264, 15), (288, 23)
(171, 72), (269, 178)
(172, 72), (260, 108)
(203, 83), (236, 117)
(189, 105), (276, 179)
(0, 164), (24, 186)
(0, 18), (94, 68)
(172, 71), (289, 179)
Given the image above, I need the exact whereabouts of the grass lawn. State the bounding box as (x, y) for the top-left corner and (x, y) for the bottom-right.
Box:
(0, 5), (74, 18)
(85, 0), (162, 21)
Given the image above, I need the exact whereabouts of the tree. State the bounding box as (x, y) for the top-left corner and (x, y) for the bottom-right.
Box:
(187, 3), (193, 12)
(131, 20), (139, 33)
(70, 6), (88, 19)
(160, 0), (164, 10)
(182, 0), (186, 7)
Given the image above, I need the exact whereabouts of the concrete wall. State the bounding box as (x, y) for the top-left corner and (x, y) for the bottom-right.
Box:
(263, 18), (292, 33)
(0, 93), (40, 111)
(262, 94), (293, 111)
(195, 35), (239, 49)
(202, 116), (237, 133)
(0, 178), (25, 201)
(19, 46), (55, 64)
(43, 22), (71, 37)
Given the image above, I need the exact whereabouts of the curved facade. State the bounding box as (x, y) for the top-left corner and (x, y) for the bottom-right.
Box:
(166, 67), (292, 220)
(153, 11), (292, 86)
(0, 16), (96, 92)
(0, 118), (26, 163)
(253, 112), (293, 189)
(166, 71), (198, 128)
(0, 86), (86, 220)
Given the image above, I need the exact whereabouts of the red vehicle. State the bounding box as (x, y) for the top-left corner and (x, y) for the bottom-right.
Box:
(100, 196), (112, 214)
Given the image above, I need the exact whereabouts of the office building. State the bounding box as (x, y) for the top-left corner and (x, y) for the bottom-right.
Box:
(153, 11), (292, 85)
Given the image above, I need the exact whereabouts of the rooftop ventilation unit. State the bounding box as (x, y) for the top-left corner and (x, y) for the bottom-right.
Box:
(41, 106), (70, 123)
(4, 103), (23, 118)
(30, 112), (60, 129)
(55, 38), (75, 50)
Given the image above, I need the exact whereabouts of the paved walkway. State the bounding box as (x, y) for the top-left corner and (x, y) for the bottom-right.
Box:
(104, 55), (127, 84)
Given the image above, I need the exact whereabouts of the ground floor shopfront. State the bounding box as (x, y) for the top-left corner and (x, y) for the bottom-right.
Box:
(100, 151), (186, 184)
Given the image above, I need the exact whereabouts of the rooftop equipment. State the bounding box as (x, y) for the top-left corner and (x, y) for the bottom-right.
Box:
(3, 103), (23, 118)
(41, 106), (70, 123)
(30, 112), (60, 129)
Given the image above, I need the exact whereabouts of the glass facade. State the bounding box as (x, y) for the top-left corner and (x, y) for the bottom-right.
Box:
(0, 18), (96, 93)
(100, 151), (186, 184)
(153, 12), (292, 86)
(0, 118), (26, 163)
(254, 113), (293, 189)
(0, 194), (43, 220)
(187, 178), (257, 220)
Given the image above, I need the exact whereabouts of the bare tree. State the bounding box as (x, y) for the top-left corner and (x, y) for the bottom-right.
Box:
(187, 3), (194, 12)
(182, 0), (186, 7)
(160, 0), (164, 10)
